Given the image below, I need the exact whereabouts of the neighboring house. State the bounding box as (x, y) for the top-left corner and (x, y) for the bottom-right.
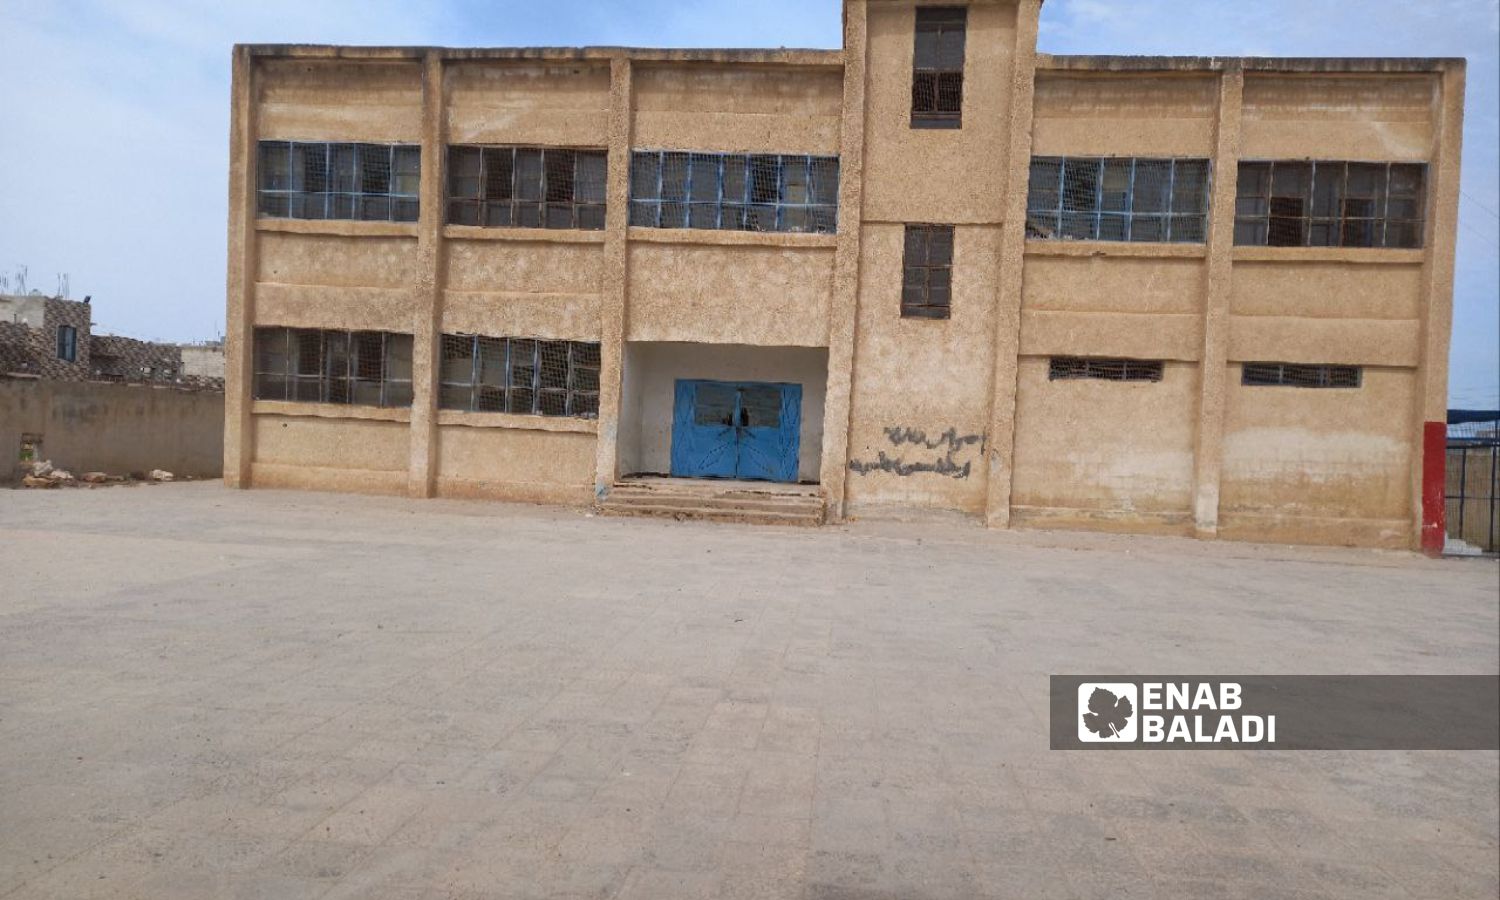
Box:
(0, 294), (224, 390)
(222, 0), (1464, 552)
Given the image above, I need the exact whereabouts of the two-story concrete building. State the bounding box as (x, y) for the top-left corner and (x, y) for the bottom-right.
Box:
(223, 0), (1465, 551)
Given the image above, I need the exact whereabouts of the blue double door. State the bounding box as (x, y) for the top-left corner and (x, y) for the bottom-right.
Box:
(670, 380), (802, 483)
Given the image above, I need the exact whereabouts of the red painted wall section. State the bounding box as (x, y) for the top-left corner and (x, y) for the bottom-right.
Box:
(1421, 420), (1447, 557)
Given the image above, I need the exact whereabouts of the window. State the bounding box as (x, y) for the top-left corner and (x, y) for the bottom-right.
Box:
(252, 327), (413, 407)
(257, 142), (420, 222)
(1027, 157), (1211, 243)
(1235, 161), (1425, 249)
(901, 225), (954, 319)
(1049, 357), (1164, 382)
(628, 151), (839, 234)
(439, 334), (600, 418)
(1241, 363), (1361, 389)
(446, 146), (607, 230)
(912, 6), (967, 129)
(56, 325), (77, 362)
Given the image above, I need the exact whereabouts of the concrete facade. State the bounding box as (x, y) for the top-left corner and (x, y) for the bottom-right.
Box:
(224, 0), (1466, 551)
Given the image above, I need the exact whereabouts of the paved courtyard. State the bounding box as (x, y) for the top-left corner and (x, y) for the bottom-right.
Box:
(1, 483), (1496, 900)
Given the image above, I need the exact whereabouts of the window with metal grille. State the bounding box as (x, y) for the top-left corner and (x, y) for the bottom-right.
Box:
(439, 334), (600, 419)
(257, 142), (420, 223)
(252, 327), (414, 408)
(56, 325), (77, 362)
(901, 225), (954, 319)
(1235, 162), (1425, 249)
(446, 147), (607, 230)
(911, 6), (967, 129)
(1241, 362), (1362, 389)
(628, 151), (839, 234)
(1048, 357), (1165, 382)
(1027, 157), (1211, 243)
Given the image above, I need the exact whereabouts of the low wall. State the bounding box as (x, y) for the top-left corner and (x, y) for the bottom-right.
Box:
(1, 379), (224, 481)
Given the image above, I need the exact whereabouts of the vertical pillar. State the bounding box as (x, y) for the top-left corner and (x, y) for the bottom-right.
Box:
(1191, 64), (1245, 538)
(1414, 62), (1466, 555)
(408, 51), (447, 498)
(223, 45), (257, 489)
(982, 0), (1042, 527)
(593, 56), (634, 500)
(819, 0), (869, 522)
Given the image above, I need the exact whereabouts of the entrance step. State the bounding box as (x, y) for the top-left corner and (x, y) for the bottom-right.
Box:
(597, 479), (825, 526)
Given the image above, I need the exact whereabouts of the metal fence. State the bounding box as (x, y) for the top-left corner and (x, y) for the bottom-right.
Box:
(1446, 414), (1500, 555)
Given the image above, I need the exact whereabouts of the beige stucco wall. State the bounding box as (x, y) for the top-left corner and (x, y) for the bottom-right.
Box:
(632, 63), (842, 155)
(258, 59), (422, 143)
(443, 237), (603, 339)
(1011, 358), (1198, 527)
(1033, 73), (1217, 157)
(446, 61), (610, 147)
(1241, 74), (1436, 162)
(619, 342), (828, 483)
(1220, 365), (1416, 547)
(434, 425), (595, 503)
(256, 232), (418, 332)
(845, 223), (1001, 514)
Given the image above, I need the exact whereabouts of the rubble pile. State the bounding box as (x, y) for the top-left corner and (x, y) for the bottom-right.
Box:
(15, 460), (184, 489)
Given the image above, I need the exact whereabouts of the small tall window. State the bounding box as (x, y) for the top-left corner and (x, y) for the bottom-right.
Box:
(901, 225), (954, 319)
(56, 325), (77, 362)
(252, 327), (413, 408)
(1049, 357), (1164, 383)
(1235, 161), (1425, 249)
(1027, 157), (1211, 243)
(1241, 363), (1362, 389)
(912, 7), (967, 129)
(447, 147), (607, 230)
(439, 334), (600, 418)
(257, 142), (420, 223)
(628, 151), (839, 234)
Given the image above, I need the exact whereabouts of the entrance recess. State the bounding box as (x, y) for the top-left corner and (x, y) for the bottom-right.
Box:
(670, 380), (801, 482)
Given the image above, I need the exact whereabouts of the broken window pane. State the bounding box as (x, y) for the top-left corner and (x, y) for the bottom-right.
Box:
(256, 141), (420, 223)
(628, 150), (838, 235)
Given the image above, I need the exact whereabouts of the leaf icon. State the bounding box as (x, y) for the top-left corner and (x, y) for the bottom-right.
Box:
(1082, 687), (1134, 739)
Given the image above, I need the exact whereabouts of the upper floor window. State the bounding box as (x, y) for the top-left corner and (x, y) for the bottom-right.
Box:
(901, 225), (954, 319)
(1027, 157), (1211, 243)
(257, 142), (420, 223)
(1242, 362), (1361, 389)
(628, 151), (839, 234)
(439, 334), (600, 419)
(1235, 161), (1425, 249)
(912, 6), (967, 129)
(252, 327), (413, 408)
(447, 147), (607, 230)
(56, 325), (77, 362)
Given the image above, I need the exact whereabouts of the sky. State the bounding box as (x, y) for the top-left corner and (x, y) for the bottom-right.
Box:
(0, 0), (1495, 408)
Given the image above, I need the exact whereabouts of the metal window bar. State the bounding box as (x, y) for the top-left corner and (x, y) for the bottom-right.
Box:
(627, 150), (839, 234)
(251, 327), (412, 407)
(1241, 362), (1362, 389)
(1445, 425), (1500, 554)
(256, 141), (420, 223)
(1026, 157), (1210, 244)
(1234, 161), (1425, 249)
(1048, 357), (1165, 382)
(436, 334), (600, 419)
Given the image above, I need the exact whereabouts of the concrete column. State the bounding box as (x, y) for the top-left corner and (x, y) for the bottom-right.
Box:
(593, 57), (634, 500)
(407, 51), (447, 498)
(223, 46), (257, 489)
(981, 0), (1042, 528)
(818, 0), (869, 522)
(1190, 65), (1245, 538)
(1413, 62), (1466, 554)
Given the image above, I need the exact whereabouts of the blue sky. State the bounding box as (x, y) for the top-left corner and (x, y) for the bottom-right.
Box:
(1, 0), (1495, 407)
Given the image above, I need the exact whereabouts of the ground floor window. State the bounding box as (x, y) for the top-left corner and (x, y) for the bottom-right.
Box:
(252, 327), (413, 408)
(1049, 357), (1164, 382)
(1241, 362), (1362, 389)
(439, 334), (600, 418)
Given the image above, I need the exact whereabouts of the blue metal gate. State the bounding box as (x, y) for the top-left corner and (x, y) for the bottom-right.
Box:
(670, 380), (801, 483)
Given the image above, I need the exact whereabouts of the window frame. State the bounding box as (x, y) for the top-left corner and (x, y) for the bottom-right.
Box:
(1240, 362), (1362, 389)
(1026, 157), (1212, 244)
(1234, 161), (1426, 249)
(437, 334), (601, 419)
(1048, 357), (1165, 383)
(911, 6), (968, 129)
(901, 224), (955, 320)
(56, 325), (78, 362)
(445, 145), (607, 230)
(256, 141), (421, 223)
(252, 327), (414, 408)
(628, 150), (839, 234)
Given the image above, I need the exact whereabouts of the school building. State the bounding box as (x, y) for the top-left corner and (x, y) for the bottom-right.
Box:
(223, 0), (1465, 551)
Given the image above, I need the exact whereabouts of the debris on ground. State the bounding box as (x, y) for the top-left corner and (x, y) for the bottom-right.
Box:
(149, 469), (175, 482)
(14, 461), (182, 489)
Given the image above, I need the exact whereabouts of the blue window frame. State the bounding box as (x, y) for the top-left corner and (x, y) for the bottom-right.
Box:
(628, 151), (839, 234)
(257, 141), (420, 223)
(56, 325), (77, 362)
(1026, 156), (1211, 244)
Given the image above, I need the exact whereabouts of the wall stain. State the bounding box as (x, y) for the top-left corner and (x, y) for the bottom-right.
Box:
(849, 427), (985, 479)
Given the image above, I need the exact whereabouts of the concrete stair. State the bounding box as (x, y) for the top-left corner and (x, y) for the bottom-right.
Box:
(597, 478), (825, 526)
